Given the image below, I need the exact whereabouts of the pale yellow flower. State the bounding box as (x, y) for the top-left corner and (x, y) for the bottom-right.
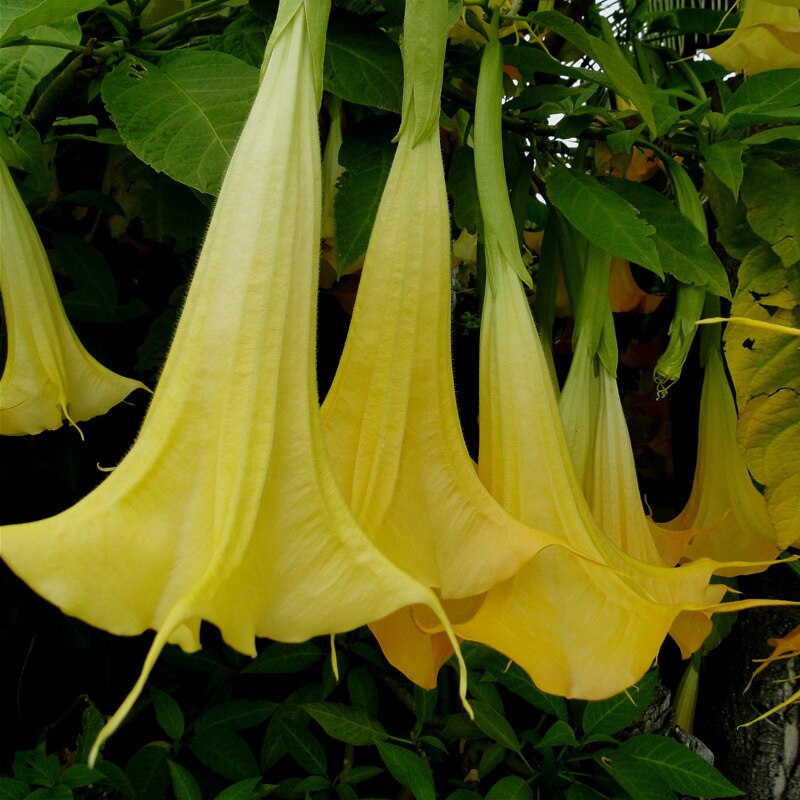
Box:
(704, 0), (800, 75)
(1, 0), (467, 762)
(0, 159), (146, 435)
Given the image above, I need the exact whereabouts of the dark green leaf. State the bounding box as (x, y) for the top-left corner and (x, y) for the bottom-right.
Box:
(602, 178), (730, 296)
(619, 735), (744, 797)
(51, 233), (148, 323)
(702, 141), (744, 198)
(260, 716), (288, 771)
(341, 766), (384, 785)
(59, 190), (127, 219)
(324, 17), (402, 112)
(470, 700), (520, 753)
(598, 750), (676, 800)
(188, 729), (260, 782)
(468, 678), (504, 714)
(195, 699), (277, 733)
(167, 761), (201, 800)
(0, 777), (29, 800)
(336, 784), (358, 800)
(94, 759), (134, 799)
(0, 117), (47, 175)
(477, 743), (506, 780)
(102, 52), (258, 195)
(536, 720), (580, 749)
(486, 775), (532, 800)
(151, 687), (185, 742)
(504, 43), (609, 86)
(137, 172), (211, 254)
(30, 787), (72, 800)
(582, 670), (658, 737)
(607, 123), (645, 154)
(448, 145), (481, 234)
(547, 165), (661, 274)
(413, 685), (438, 726)
(334, 131), (396, 272)
(58, 765), (104, 790)
(743, 125), (800, 145)
(273, 716), (327, 775)
(566, 783), (608, 800)
(376, 743), (435, 800)
(0, 17), (79, 110)
(12, 749), (60, 787)
(0, 0), (103, 41)
(208, 9), (271, 68)
(125, 744), (170, 800)
(244, 641), (323, 674)
(488, 662), (568, 721)
(347, 667), (379, 717)
(303, 702), (387, 746)
(726, 68), (800, 116)
(214, 778), (268, 800)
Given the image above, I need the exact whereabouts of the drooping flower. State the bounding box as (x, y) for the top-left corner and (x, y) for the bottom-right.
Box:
(0, 158), (146, 436)
(321, 0), (571, 689)
(0, 0), (469, 762)
(658, 320), (779, 572)
(704, 0), (800, 75)
(397, 20), (788, 699)
(455, 224), (780, 693)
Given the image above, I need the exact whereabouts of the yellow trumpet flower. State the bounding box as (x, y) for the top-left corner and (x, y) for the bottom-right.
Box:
(0, 158), (146, 436)
(704, 0), (800, 75)
(658, 342), (779, 572)
(1, 0), (468, 763)
(459, 255), (790, 691)
(321, 0), (570, 689)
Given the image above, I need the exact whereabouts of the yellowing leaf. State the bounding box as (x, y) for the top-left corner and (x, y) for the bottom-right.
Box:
(724, 244), (800, 548)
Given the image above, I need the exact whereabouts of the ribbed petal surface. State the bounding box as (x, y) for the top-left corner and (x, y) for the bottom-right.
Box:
(1, 3), (466, 759)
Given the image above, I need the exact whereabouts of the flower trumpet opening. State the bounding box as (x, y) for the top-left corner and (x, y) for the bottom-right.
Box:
(1, 0), (471, 761)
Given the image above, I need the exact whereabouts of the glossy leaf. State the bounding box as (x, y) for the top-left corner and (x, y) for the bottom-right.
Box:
(376, 743), (435, 800)
(303, 702), (387, 746)
(546, 165), (661, 274)
(582, 670), (658, 737)
(619, 735), (743, 797)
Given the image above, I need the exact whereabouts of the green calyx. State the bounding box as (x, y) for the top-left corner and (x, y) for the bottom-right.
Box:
(654, 282), (707, 397)
(397, 0), (449, 146)
(261, 0), (331, 106)
(474, 10), (533, 292)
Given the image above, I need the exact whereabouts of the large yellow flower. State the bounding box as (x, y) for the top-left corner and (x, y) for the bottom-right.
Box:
(0, 158), (146, 435)
(0, 0), (467, 762)
(321, 0), (571, 689)
(658, 341), (779, 572)
(704, 0), (800, 75)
